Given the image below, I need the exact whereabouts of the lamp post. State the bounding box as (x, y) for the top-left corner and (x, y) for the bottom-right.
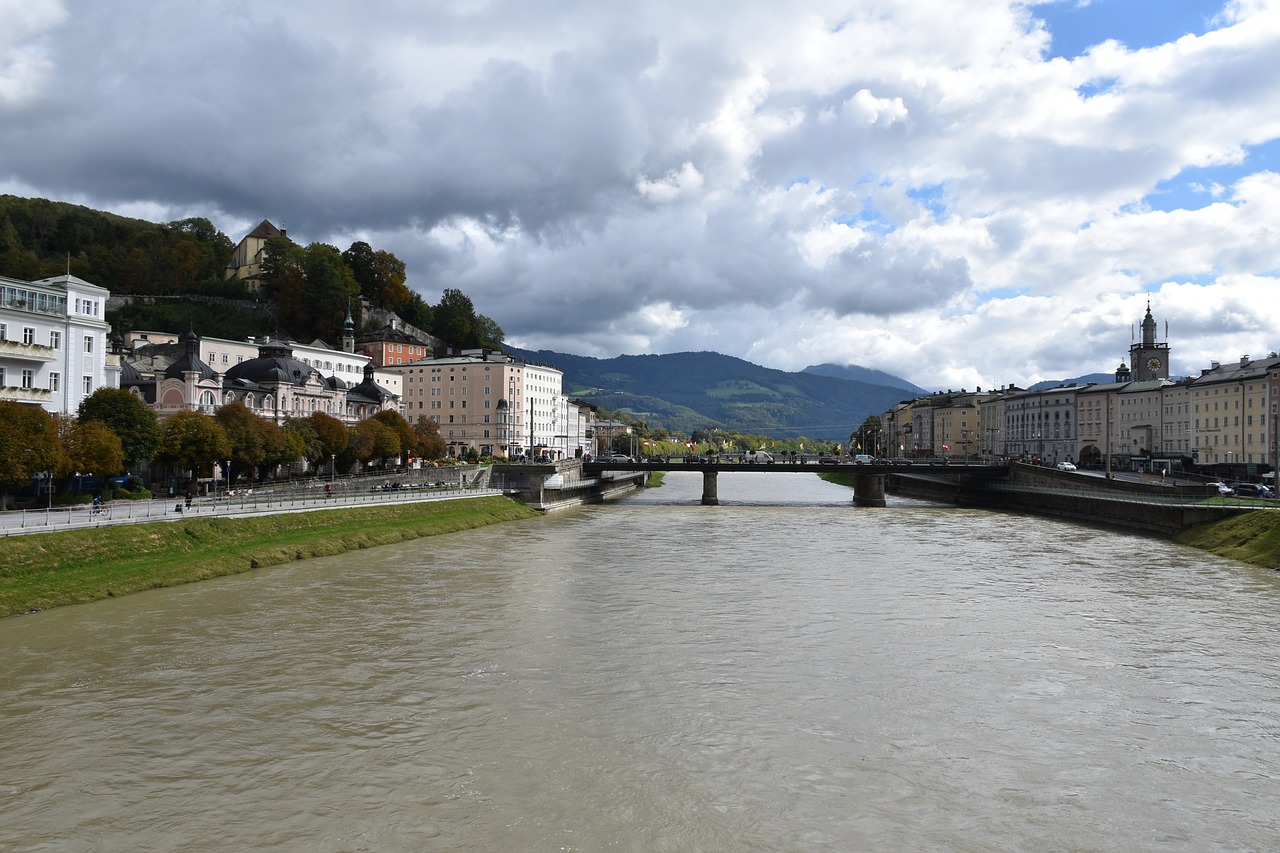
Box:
(331, 453), (336, 484)
(226, 460), (231, 498)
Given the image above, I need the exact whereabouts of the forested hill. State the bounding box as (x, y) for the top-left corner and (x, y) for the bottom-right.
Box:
(504, 347), (913, 441)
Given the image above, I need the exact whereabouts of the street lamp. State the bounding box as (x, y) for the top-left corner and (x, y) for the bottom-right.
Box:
(226, 460), (231, 497)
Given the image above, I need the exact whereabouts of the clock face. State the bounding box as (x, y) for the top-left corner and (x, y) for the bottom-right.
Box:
(1147, 357), (1161, 370)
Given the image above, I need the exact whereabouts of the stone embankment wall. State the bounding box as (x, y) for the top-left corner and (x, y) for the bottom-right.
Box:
(889, 462), (1249, 535)
(492, 460), (643, 511)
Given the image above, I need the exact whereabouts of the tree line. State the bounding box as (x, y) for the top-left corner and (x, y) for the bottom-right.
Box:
(0, 195), (503, 351)
(0, 390), (450, 508)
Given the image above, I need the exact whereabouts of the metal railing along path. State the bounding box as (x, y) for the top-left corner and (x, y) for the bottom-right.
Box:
(0, 484), (504, 538)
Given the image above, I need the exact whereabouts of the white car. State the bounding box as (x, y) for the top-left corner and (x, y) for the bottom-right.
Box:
(1055, 461), (1077, 471)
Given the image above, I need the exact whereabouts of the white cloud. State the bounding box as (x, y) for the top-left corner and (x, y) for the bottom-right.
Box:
(1, 0), (1277, 393)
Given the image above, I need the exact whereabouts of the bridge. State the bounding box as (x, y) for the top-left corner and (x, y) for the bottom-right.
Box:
(582, 456), (1011, 506)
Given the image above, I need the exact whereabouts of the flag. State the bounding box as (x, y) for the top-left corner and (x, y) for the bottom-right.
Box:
(942, 443), (950, 451)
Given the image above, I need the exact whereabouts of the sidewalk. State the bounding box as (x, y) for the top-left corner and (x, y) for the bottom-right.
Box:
(0, 483), (505, 538)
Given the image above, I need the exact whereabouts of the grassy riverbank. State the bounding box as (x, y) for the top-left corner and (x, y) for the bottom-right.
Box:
(0, 497), (539, 618)
(1173, 511), (1280, 569)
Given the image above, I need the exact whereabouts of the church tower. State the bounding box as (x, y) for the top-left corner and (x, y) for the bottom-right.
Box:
(1129, 303), (1170, 381)
(342, 305), (355, 354)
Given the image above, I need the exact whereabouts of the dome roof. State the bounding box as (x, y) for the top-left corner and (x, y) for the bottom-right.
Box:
(223, 340), (325, 387)
(120, 360), (149, 386)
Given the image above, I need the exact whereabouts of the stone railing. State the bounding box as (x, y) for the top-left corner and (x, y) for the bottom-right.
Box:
(0, 340), (56, 361)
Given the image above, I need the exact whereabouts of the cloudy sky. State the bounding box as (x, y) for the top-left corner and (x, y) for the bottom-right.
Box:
(3, 0), (1278, 389)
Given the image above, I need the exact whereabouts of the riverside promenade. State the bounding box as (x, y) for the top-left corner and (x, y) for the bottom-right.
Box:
(0, 473), (503, 538)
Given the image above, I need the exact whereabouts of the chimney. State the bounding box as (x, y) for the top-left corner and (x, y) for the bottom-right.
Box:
(1210, 361), (1220, 370)
(1241, 355), (1250, 367)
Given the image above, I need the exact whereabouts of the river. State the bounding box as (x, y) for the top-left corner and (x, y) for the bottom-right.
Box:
(2, 471), (1279, 852)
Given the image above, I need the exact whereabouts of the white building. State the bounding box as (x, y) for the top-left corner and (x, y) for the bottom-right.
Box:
(1, 274), (115, 414)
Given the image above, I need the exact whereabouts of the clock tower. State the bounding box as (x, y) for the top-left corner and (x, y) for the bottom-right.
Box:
(1129, 303), (1170, 381)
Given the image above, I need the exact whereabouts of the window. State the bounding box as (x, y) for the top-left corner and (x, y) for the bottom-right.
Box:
(21, 369), (33, 388)
(0, 367), (5, 386)
(0, 323), (6, 340)
(49, 372), (59, 392)
(49, 330), (61, 349)
(23, 327), (35, 345)
(84, 336), (93, 353)
(83, 376), (93, 394)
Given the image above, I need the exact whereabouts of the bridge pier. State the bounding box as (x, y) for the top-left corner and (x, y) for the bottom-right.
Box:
(702, 470), (719, 506)
(852, 473), (887, 507)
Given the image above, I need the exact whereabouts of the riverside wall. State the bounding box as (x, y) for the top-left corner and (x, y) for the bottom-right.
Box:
(492, 461), (644, 512)
(888, 462), (1250, 535)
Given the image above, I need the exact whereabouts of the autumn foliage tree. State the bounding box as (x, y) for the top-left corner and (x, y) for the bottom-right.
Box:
(155, 410), (231, 480)
(78, 388), (161, 467)
(59, 418), (125, 481)
(0, 402), (64, 507)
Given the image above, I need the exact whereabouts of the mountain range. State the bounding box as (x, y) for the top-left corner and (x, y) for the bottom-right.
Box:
(503, 347), (920, 441)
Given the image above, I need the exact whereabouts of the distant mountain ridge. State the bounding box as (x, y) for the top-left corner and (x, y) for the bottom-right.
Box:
(1027, 372), (1114, 390)
(801, 362), (927, 395)
(504, 347), (917, 440)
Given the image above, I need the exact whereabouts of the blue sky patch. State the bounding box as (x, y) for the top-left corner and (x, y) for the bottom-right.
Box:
(1141, 138), (1280, 212)
(908, 184), (949, 221)
(1034, 0), (1226, 60)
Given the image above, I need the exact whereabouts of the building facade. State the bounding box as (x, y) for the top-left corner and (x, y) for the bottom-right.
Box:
(1189, 355), (1280, 468)
(394, 349), (581, 459)
(1, 274), (115, 414)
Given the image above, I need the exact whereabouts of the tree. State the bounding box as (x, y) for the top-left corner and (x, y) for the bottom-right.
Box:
(343, 241), (411, 311)
(433, 288), (481, 348)
(402, 292), (435, 332)
(351, 418), (400, 467)
(475, 313), (505, 348)
(261, 423), (306, 478)
(308, 412), (348, 462)
(60, 420), (125, 480)
(412, 416), (447, 460)
(261, 237), (308, 334)
(155, 410), (231, 478)
(215, 402), (270, 480)
(301, 242), (361, 343)
(850, 415), (883, 456)
(283, 417), (323, 470)
(0, 402), (64, 506)
(371, 410), (415, 465)
(78, 388), (161, 466)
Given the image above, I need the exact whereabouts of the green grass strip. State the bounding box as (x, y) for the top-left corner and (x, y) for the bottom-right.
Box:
(1173, 511), (1280, 569)
(0, 497), (539, 617)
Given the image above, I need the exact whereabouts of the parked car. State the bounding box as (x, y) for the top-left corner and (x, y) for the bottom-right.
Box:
(1232, 483), (1264, 498)
(1207, 482), (1235, 496)
(1055, 461), (1077, 471)
(818, 455), (838, 465)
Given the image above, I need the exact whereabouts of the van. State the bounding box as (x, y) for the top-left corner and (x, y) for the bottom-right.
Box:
(744, 451), (774, 464)
(853, 454), (874, 464)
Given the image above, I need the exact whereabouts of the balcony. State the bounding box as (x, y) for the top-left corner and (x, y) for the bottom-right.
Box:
(0, 340), (57, 362)
(0, 385), (53, 404)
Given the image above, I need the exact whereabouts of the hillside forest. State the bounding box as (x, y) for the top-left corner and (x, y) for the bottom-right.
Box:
(0, 195), (501, 349)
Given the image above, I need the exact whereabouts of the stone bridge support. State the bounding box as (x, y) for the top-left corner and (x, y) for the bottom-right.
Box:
(853, 473), (886, 507)
(702, 470), (719, 506)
